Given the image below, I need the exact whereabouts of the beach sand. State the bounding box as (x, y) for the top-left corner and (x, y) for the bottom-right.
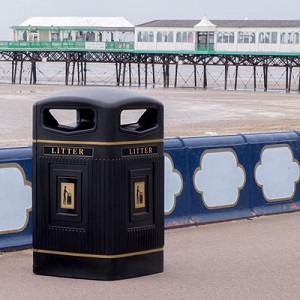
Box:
(0, 83), (299, 147)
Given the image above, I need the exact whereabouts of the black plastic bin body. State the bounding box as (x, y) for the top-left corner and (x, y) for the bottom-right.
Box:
(32, 88), (164, 280)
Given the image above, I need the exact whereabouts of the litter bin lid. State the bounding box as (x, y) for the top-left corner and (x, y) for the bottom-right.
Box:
(33, 87), (164, 142)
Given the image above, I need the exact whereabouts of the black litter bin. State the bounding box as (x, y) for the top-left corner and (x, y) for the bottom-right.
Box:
(32, 88), (164, 280)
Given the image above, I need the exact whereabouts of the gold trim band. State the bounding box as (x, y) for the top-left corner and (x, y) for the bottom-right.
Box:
(33, 248), (163, 259)
(33, 139), (163, 146)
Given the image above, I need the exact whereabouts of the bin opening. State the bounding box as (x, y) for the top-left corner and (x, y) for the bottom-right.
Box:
(43, 108), (95, 132)
(120, 108), (158, 133)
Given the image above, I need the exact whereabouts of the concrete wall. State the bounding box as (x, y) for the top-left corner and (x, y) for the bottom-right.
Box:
(1, 131), (300, 250)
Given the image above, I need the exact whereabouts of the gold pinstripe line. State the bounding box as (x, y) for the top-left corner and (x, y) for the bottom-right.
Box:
(33, 248), (163, 259)
(33, 139), (163, 146)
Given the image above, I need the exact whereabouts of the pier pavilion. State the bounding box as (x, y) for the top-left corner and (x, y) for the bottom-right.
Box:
(10, 17), (135, 46)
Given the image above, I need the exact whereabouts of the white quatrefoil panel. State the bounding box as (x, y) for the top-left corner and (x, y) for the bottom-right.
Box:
(193, 149), (246, 209)
(255, 145), (300, 201)
(0, 164), (32, 234)
(164, 153), (183, 214)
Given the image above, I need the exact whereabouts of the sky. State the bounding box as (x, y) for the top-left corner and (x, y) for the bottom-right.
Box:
(0, 0), (299, 40)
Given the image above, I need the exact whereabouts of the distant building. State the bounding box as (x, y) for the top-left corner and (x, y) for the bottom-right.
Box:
(8, 16), (300, 54)
(11, 17), (135, 43)
(135, 16), (300, 53)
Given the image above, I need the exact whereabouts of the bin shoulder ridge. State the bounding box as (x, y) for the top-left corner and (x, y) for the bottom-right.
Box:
(34, 87), (162, 108)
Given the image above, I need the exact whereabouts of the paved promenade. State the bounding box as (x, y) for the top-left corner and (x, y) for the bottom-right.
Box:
(1, 212), (300, 299)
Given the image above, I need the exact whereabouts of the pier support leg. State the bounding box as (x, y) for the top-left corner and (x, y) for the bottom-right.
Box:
(165, 63), (169, 88)
(263, 66), (268, 91)
(175, 63), (178, 88)
(118, 63), (122, 86)
(65, 53), (70, 86)
(122, 63), (126, 86)
(234, 65), (238, 90)
(138, 62), (141, 87)
(71, 62), (75, 85)
(19, 59), (23, 84)
(298, 69), (300, 92)
(194, 64), (197, 88)
(203, 64), (207, 89)
(145, 63), (148, 87)
(80, 61), (84, 84)
(30, 61), (37, 85)
(163, 64), (166, 88)
(11, 60), (17, 84)
(77, 61), (80, 85)
(129, 63), (132, 86)
(253, 66), (257, 91)
(115, 62), (120, 86)
(65, 61), (70, 85)
(152, 62), (155, 87)
(224, 64), (228, 90)
(286, 66), (292, 93)
(115, 62), (122, 86)
(83, 62), (87, 85)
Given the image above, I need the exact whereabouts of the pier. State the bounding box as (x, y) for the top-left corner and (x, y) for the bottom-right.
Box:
(1, 49), (300, 92)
